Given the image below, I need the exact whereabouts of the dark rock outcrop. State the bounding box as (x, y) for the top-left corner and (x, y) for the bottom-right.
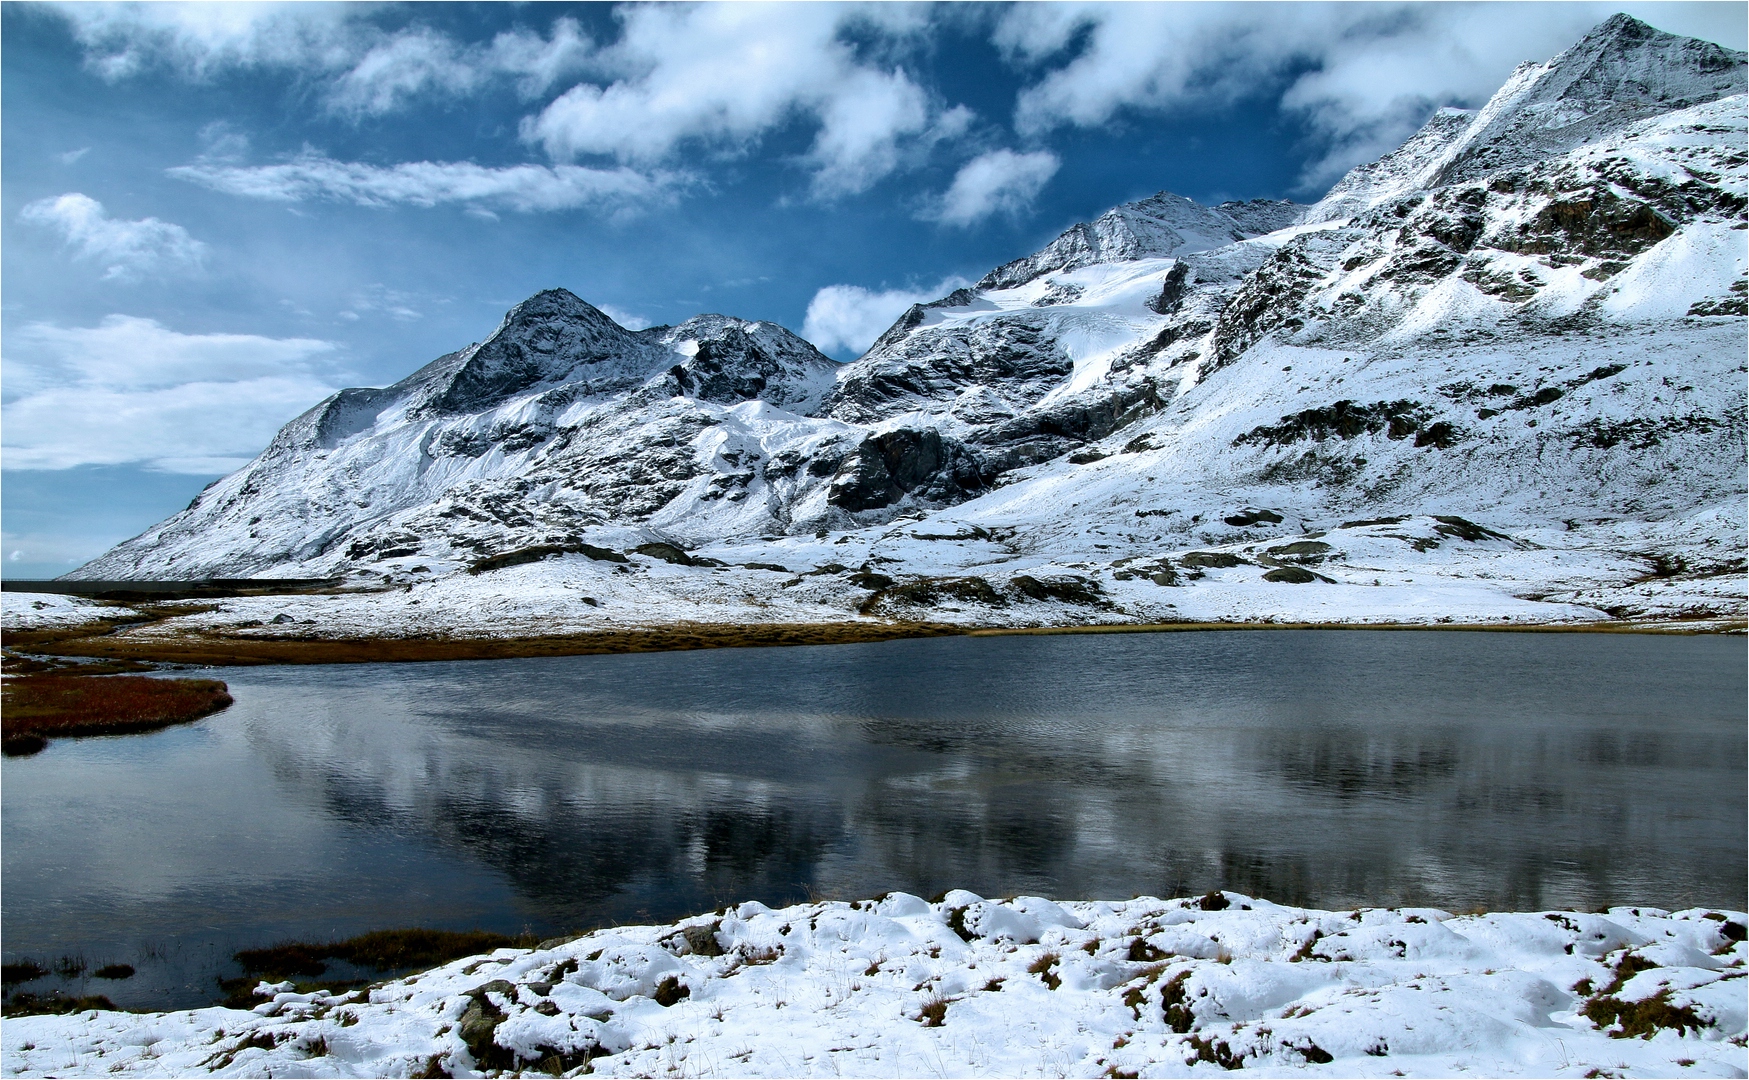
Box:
(827, 429), (985, 512)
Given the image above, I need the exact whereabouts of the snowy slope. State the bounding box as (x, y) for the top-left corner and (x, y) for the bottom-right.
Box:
(5, 892), (1745, 1078)
(53, 14), (1747, 635)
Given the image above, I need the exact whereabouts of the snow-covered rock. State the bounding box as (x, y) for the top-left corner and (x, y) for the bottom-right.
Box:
(58, 15), (1747, 634)
(4, 893), (1744, 1078)
(974, 191), (1304, 290)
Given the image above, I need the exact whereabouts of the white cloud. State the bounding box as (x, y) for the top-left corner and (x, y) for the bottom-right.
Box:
(522, 4), (951, 198)
(325, 20), (594, 117)
(806, 66), (931, 197)
(58, 147), (91, 165)
(324, 26), (479, 117)
(996, 2), (1702, 193)
(596, 304), (652, 331)
(196, 120), (251, 163)
(53, 6), (595, 116)
(53, 5), (971, 196)
(341, 285), (423, 323)
(55, 2), (364, 80)
(928, 149), (1060, 227)
(484, 17), (595, 100)
(18, 193), (206, 280)
(3, 316), (342, 472)
(802, 276), (972, 357)
(168, 152), (685, 214)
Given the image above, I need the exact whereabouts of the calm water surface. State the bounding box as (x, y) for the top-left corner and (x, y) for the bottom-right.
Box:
(3, 630), (1743, 1009)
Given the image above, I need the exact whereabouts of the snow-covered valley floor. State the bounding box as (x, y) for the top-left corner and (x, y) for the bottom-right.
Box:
(5, 503), (1744, 656)
(4, 892), (1744, 1079)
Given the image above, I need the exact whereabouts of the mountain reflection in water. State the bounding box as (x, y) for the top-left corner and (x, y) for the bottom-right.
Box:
(4, 630), (1742, 1010)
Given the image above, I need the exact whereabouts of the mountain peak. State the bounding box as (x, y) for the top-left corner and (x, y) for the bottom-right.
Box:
(1590, 12), (1660, 41)
(975, 191), (1303, 291)
(1540, 12), (1746, 107)
(499, 288), (621, 329)
(1308, 12), (1746, 216)
(1425, 12), (1746, 187)
(420, 289), (650, 414)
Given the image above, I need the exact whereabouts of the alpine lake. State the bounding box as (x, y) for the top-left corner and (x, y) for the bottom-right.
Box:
(4, 628), (1743, 1010)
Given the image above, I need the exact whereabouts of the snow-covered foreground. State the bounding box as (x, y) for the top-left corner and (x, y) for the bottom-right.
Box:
(5, 892), (1744, 1079)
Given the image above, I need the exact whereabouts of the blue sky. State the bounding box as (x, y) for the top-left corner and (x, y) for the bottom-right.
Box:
(4, 1), (1743, 579)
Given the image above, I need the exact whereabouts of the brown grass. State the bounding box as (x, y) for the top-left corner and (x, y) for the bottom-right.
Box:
(2, 674), (232, 755)
(235, 928), (531, 979)
(23, 620), (965, 668)
(220, 927), (537, 1008)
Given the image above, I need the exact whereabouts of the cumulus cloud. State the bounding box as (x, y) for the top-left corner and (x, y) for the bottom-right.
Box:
(997, 2), (1684, 192)
(522, 4), (952, 198)
(928, 149), (1060, 227)
(19, 193), (206, 280)
(2, 316), (342, 472)
(168, 152), (685, 214)
(802, 276), (972, 357)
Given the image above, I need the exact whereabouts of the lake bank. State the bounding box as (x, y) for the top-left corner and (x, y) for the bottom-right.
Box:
(4, 606), (1739, 671)
(4, 890), (1744, 1078)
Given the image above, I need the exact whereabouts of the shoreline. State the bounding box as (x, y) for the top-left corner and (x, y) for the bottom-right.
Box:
(4, 890), (1743, 1078)
(4, 613), (1739, 669)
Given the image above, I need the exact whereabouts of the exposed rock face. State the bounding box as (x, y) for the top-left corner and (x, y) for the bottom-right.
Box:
(646, 315), (838, 413)
(418, 291), (664, 415)
(822, 314), (1072, 425)
(826, 429), (985, 512)
(69, 15), (1748, 613)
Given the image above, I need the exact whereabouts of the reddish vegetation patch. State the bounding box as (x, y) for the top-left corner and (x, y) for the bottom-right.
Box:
(2, 674), (232, 756)
(29, 621), (963, 668)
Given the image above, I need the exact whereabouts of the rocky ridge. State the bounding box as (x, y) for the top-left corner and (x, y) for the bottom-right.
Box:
(60, 14), (1748, 634)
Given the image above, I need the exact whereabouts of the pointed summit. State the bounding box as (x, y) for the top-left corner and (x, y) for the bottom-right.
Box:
(1424, 12), (1746, 186)
(502, 287), (619, 326)
(426, 288), (653, 414)
(1307, 12), (1747, 218)
(1536, 13), (1745, 110)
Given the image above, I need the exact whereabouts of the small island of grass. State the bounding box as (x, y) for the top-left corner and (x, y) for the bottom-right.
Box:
(1, 673), (233, 756)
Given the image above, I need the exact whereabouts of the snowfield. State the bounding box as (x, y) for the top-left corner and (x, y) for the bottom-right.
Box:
(4, 892), (1744, 1079)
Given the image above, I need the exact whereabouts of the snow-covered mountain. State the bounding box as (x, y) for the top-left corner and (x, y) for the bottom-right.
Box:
(65, 14), (1747, 634)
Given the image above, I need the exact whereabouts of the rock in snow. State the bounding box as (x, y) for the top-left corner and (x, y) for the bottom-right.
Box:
(53, 15), (1747, 636)
(3, 892), (1744, 1078)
